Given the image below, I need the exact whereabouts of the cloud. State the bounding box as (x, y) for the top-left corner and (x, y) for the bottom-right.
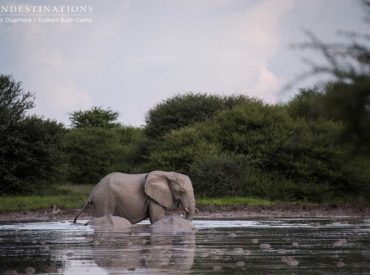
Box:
(216, 0), (296, 101)
(250, 65), (281, 102)
(35, 85), (93, 122)
(0, 12), (96, 124)
(0, 0), (296, 126)
(243, 0), (296, 54)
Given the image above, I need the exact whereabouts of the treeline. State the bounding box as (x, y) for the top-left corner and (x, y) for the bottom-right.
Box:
(0, 74), (369, 202)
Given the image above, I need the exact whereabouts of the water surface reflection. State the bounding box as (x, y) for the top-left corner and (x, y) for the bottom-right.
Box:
(0, 218), (369, 274)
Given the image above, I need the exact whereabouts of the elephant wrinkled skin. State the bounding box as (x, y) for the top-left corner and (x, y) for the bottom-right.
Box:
(74, 171), (196, 224)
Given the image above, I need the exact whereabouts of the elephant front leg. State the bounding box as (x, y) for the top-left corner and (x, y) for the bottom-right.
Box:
(148, 200), (166, 224)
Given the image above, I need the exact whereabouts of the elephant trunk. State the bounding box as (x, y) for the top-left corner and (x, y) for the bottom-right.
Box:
(184, 200), (195, 221)
(185, 210), (194, 220)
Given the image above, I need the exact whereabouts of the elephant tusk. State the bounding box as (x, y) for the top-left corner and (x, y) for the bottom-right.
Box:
(184, 207), (190, 213)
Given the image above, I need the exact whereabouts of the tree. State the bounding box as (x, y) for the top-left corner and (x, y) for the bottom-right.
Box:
(0, 75), (65, 194)
(64, 126), (146, 184)
(144, 93), (254, 139)
(293, 0), (370, 154)
(286, 88), (327, 120)
(0, 75), (34, 127)
(323, 78), (370, 153)
(69, 106), (120, 128)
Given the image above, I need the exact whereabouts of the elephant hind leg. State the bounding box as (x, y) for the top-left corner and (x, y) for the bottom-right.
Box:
(93, 198), (115, 217)
(148, 200), (166, 224)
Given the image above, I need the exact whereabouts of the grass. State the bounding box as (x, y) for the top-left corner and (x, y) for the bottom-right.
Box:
(0, 184), (94, 212)
(0, 184), (275, 212)
(196, 196), (274, 206)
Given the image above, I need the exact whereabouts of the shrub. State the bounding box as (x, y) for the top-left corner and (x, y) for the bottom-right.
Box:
(64, 126), (146, 184)
(0, 75), (65, 194)
(322, 79), (370, 154)
(144, 93), (255, 139)
(152, 100), (368, 201)
(69, 106), (120, 128)
(189, 154), (249, 197)
(189, 152), (335, 201)
(286, 88), (326, 120)
(148, 126), (220, 174)
(208, 102), (363, 200)
(0, 116), (65, 194)
(210, 101), (292, 165)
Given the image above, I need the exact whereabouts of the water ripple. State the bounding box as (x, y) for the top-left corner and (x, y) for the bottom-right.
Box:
(0, 218), (369, 274)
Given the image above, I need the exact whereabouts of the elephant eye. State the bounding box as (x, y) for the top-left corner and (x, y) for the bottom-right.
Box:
(180, 188), (185, 193)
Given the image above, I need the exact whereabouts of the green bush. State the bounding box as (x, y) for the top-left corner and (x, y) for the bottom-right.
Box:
(0, 75), (65, 194)
(0, 116), (65, 194)
(294, 1), (370, 155)
(322, 79), (370, 154)
(210, 101), (291, 161)
(148, 126), (220, 174)
(114, 126), (149, 173)
(144, 93), (255, 139)
(286, 88), (326, 120)
(189, 154), (249, 197)
(148, 100), (368, 201)
(1, 75), (368, 201)
(210, 102), (364, 200)
(69, 106), (120, 128)
(188, 153), (333, 201)
(64, 126), (146, 184)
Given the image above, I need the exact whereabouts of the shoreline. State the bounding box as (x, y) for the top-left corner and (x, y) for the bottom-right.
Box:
(0, 204), (369, 222)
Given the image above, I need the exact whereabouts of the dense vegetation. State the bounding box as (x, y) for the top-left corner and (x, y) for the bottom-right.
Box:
(1, 80), (369, 201)
(0, 1), (369, 203)
(0, 75), (65, 194)
(144, 93), (252, 140)
(147, 94), (369, 201)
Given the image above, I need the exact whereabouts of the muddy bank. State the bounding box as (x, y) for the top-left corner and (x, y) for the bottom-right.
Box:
(0, 203), (369, 222)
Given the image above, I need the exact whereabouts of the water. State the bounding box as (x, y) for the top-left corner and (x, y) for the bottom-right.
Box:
(0, 218), (369, 274)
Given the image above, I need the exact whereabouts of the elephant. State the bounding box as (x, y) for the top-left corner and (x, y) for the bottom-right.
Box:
(151, 216), (194, 234)
(73, 171), (196, 224)
(87, 214), (132, 231)
(90, 218), (196, 273)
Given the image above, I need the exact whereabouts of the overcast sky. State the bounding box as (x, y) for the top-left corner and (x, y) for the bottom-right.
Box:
(0, 0), (368, 126)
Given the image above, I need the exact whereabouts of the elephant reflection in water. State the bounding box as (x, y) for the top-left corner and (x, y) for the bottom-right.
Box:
(89, 215), (196, 273)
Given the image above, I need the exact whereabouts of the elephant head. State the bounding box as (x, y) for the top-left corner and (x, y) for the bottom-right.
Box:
(144, 171), (195, 220)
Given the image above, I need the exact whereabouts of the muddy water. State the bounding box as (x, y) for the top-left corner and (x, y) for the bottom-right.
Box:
(0, 218), (369, 274)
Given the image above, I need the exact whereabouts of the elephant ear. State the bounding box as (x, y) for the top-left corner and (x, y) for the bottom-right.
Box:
(144, 171), (174, 209)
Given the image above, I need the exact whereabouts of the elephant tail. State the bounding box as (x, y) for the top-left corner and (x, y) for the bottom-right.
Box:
(73, 200), (92, 223)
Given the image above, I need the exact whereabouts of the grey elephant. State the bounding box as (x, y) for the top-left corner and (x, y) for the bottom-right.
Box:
(87, 214), (132, 231)
(152, 216), (194, 233)
(92, 222), (196, 273)
(74, 171), (196, 224)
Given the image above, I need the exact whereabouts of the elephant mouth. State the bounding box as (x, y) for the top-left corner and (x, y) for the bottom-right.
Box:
(175, 200), (181, 208)
(174, 199), (191, 214)
(173, 199), (193, 220)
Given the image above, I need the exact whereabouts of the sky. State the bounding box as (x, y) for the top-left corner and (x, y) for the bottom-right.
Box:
(0, 0), (368, 127)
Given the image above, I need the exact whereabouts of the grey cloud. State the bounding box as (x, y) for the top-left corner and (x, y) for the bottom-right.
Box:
(0, 0), (367, 126)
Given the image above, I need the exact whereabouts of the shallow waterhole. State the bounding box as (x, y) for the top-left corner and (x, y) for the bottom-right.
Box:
(0, 218), (369, 274)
